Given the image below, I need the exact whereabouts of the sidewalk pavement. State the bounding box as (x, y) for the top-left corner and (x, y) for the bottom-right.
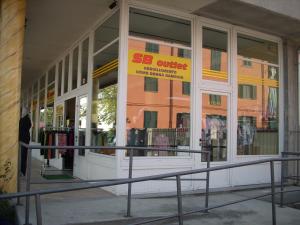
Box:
(15, 159), (300, 225)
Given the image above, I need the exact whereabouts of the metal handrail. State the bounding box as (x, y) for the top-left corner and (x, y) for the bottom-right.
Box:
(2, 155), (300, 225)
(280, 151), (300, 208)
(7, 142), (300, 225)
(17, 142), (211, 225)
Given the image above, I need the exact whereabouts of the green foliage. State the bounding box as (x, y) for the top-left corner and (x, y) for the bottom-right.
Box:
(97, 84), (117, 127)
(0, 190), (15, 224)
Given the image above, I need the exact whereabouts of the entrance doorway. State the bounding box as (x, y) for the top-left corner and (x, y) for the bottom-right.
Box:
(200, 91), (231, 187)
(63, 97), (76, 170)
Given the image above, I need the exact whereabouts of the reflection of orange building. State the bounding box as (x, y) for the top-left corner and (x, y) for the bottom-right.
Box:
(127, 39), (278, 131)
(127, 39), (190, 131)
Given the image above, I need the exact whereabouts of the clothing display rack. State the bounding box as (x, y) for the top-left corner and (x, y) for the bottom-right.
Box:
(40, 127), (74, 176)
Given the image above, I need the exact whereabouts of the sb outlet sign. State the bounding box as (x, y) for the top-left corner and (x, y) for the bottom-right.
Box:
(128, 49), (191, 82)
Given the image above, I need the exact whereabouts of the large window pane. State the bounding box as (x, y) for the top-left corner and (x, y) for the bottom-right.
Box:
(38, 89), (45, 143)
(48, 66), (55, 84)
(203, 27), (228, 82)
(237, 34), (278, 64)
(81, 38), (89, 85)
(128, 10), (191, 156)
(72, 47), (79, 90)
(46, 82), (55, 128)
(91, 42), (118, 155)
(31, 95), (37, 142)
(94, 11), (119, 53)
(237, 34), (279, 155)
(129, 8), (191, 46)
(78, 96), (87, 156)
(127, 37), (191, 156)
(64, 55), (69, 93)
(58, 61), (63, 96)
(40, 75), (45, 90)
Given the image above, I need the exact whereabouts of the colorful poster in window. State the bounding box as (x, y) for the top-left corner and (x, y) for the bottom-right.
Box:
(128, 49), (191, 82)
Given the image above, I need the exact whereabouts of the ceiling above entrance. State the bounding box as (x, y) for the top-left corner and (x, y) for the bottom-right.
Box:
(22, 0), (112, 88)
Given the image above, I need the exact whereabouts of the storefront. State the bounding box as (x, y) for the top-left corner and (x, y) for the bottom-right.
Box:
(22, 0), (283, 195)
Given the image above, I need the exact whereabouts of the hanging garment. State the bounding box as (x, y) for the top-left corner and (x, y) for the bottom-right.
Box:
(58, 133), (67, 155)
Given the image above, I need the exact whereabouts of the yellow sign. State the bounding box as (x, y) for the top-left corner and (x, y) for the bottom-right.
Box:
(128, 49), (191, 82)
(47, 89), (55, 104)
(56, 105), (63, 116)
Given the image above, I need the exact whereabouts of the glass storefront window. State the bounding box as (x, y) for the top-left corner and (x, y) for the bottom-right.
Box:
(48, 66), (55, 85)
(38, 89), (45, 143)
(46, 83), (55, 128)
(40, 75), (45, 90)
(58, 61), (63, 96)
(64, 55), (69, 93)
(78, 96), (87, 156)
(94, 11), (119, 53)
(127, 9), (191, 156)
(91, 40), (119, 155)
(81, 38), (89, 85)
(237, 34), (279, 155)
(31, 96), (37, 142)
(202, 27), (228, 82)
(129, 8), (191, 46)
(55, 105), (64, 128)
(72, 46), (79, 90)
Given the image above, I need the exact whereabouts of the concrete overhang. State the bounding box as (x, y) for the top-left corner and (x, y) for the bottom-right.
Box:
(22, 0), (113, 88)
(195, 0), (300, 45)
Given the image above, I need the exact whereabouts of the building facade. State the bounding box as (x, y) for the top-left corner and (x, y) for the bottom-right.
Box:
(1, 0), (300, 194)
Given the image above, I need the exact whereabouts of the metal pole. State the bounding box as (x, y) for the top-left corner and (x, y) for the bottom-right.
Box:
(297, 160), (299, 186)
(280, 155), (284, 208)
(126, 148), (133, 217)
(35, 194), (42, 225)
(25, 147), (32, 225)
(270, 161), (276, 225)
(17, 142), (22, 205)
(205, 151), (211, 213)
(176, 175), (183, 225)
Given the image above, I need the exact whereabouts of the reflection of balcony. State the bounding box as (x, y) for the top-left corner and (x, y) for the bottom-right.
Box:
(127, 128), (190, 156)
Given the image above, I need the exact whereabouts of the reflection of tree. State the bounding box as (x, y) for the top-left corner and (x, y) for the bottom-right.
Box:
(97, 84), (117, 127)
(80, 104), (87, 117)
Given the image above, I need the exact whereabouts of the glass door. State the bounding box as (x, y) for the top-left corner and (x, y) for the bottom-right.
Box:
(200, 91), (230, 187)
(75, 95), (88, 156)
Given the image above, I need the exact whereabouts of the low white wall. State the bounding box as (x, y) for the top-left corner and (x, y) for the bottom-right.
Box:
(116, 156), (194, 195)
(74, 152), (117, 193)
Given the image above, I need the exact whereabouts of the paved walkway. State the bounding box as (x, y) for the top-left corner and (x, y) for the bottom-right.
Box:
(15, 159), (300, 225)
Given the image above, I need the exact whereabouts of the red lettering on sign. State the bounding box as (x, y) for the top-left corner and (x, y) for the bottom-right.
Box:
(132, 53), (153, 65)
(143, 55), (153, 64)
(156, 60), (188, 70)
(132, 53), (143, 63)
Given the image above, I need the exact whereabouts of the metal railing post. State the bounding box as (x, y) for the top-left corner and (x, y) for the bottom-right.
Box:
(205, 151), (211, 213)
(176, 175), (183, 225)
(270, 161), (276, 225)
(280, 153), (284, 207)
(17, 142), (22, 205)
(35, 194), (42, 225)
(126, 148), (133, 217)
(297, 159), (299, 186)
(25, 146), (32, 225)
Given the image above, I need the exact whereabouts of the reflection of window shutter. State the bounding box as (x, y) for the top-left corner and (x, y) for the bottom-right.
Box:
(145, 43), (159, 53)
(144, 77), (158, 92)
(238, 84), (257, 99)
(209, 94), (221, 105)
(182, 82), (190, 95)
(211, 50), (221, 71)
